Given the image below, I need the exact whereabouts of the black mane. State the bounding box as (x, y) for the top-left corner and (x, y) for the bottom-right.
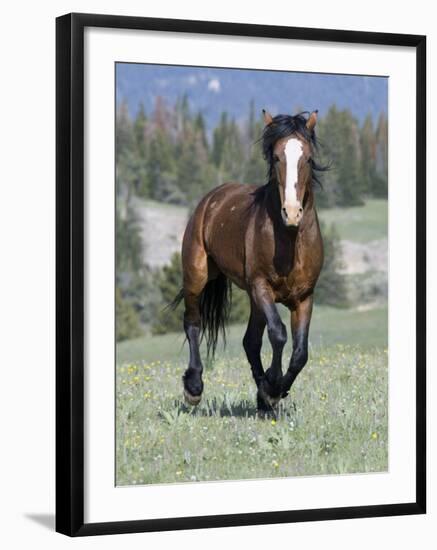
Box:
(253, 111), (328, 204)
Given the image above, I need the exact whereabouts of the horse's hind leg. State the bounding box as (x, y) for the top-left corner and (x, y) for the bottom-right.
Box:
(181, 239), (209, 406)
(183, 294), (204, 405)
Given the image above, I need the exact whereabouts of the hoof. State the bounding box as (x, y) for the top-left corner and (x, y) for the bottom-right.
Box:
(263, 393), (281, 407)
(184, 388), (202, 406)
(182, 368), (203, 406)
(258, 377), (282, 408)
(257, 391), (279, 420)
(257, 408), (267, 420)
(256, 404), (278, 420)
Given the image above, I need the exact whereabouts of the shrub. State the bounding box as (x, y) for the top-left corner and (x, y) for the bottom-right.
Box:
(116, 287), (143, 342)
(151, 253), (184, 335)
(315, 222), (349, 307)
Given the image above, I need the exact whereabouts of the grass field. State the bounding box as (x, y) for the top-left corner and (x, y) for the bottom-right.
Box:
(116, 346), (387, 485)
(116, 306), (388, 486)
(318, 199), (388, 243)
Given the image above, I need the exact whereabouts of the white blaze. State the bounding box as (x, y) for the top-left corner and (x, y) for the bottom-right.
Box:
(284, 138), (303, 206)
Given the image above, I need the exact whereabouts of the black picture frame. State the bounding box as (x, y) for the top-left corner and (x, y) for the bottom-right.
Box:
(56, 12), (426, 537)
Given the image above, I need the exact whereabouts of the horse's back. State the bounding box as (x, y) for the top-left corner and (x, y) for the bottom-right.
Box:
(189, 182), (257, 287)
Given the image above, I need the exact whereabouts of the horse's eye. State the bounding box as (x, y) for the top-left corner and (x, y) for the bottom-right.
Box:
(273, 154), (280, 163)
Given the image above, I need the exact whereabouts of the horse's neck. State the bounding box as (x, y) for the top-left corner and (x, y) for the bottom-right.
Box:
(299, 206), (320, 241)
(264, 181), (318, 238)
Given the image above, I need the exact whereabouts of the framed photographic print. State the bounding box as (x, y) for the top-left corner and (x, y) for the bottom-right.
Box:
(56, 12), (426, 536)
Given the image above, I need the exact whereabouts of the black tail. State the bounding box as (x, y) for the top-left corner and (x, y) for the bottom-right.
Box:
(199, 274), (232, 358)
(167, 288), (184, 312)
(169, 274), (232, 359)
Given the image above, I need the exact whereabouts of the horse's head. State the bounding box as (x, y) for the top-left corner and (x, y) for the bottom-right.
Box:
(262, 110), (318, 227)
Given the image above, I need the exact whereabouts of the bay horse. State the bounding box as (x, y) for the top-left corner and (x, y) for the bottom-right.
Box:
(174, 110), (325, 414)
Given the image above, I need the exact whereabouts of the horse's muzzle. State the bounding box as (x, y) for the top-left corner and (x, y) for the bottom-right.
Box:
(281, 205), (303, 227)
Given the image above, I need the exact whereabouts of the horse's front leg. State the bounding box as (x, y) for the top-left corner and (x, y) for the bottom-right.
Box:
(251, 281), (287, 412)
(281, 294), (313, 397)
(243, 300), (266, 388)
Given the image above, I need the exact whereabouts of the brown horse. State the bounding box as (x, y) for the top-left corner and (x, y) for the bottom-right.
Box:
(174, 110), (325, 414)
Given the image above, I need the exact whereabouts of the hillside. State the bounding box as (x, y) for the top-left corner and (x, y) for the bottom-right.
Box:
(134, 198), (388, 275)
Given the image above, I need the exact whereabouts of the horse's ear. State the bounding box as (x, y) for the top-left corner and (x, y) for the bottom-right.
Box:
(306, 110), (318, 131)
(262, 109), (273, 125)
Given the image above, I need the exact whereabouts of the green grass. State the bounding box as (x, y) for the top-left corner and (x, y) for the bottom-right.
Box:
(116, 306), (388, 486)
(116, 346), (387, 485)
(318, 199), (387, 242)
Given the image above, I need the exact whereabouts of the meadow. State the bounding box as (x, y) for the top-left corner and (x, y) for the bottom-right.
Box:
(116, 305), (388, 486)
(116, 198), (388, 486)
(318, 198), (388, 242)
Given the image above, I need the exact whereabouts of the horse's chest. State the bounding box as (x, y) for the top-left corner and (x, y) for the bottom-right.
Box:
(249, 210), (323, 304)
(269, 252), (320, 305)
(271, 271), (310, 304)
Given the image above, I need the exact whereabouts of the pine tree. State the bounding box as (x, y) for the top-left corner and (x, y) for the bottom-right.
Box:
(194, 111), (208, 151)
(360, 114), (375, 196)
(148, 129), (181, 202)
(212, 112), (228, 168)
(225, 119), (246, 181)
(243, 101), (266, 184)
(116, 202), (143, 274)
(317, 107), (364, 207)
(177, 122), (208, 202)
(360, 113), (388, 198)
(211, 116), (245, 183)
(116, 102), (137, 200)
(134, 103), (147, 147)
(339, 130), (363, 206)
(374, 113), (388, 197)
(116, 100), (134, 161)
(153, 95), (171, 132)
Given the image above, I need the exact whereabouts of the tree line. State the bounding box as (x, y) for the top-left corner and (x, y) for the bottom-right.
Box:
(116, 96), (388, 210)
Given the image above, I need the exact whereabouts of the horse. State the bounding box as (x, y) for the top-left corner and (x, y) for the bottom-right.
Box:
(173, 109), (325, 415)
